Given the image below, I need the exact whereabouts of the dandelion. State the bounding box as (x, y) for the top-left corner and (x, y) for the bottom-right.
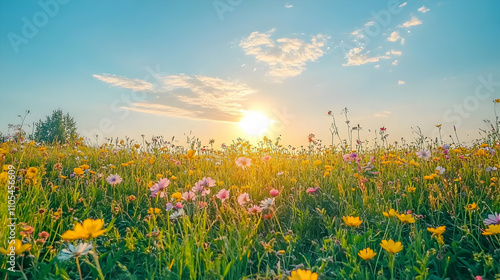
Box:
(383, 209), (398, 217)
(397, 214), (415, 224)
(216, 189), (230, 202)
(238, 193), (250, 206)
(380, 239), (403, 254)
(358, 247), (376, 260)
(57, 243), (93, 261)
(288, 269), (318, 280)
(106, 174), (122, 186)
(235, 157), (252, 169)
(483, 213), (500, 225)
(0, 239), (31, 255)
(416, 149), (431, 160)
(61, 219), (107, 241)
(342, 216), (362, 227)
(482, 224), (500, 236)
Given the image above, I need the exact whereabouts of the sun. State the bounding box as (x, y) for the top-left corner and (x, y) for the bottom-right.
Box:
(239, 111), (271, 136)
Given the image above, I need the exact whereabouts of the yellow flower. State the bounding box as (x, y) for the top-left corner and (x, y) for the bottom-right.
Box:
(60, 175), (67, 179)
(80, 164), (90, 170)
(323, 172), (331, 177)
(147, 208), (161, 215)
(0, 239), (31, 255)
(466, 202), (478, 211)
(26, 167), (38, 177)
(313, 160), (322, 166)
(186, 150), (196, 159)
(301, 160), (309, 165)
(288, 269), (318, 280)
(423, 175), (434, 180)
(380, 239), (403, 254)
(171, 192), (182, 202)
(408, 187), (416, 193)
(149, 158), (155, 164)
(482, 224), (500, 236)
(61, 219), (107, 241)
(494, 98), (500, 103)
(382, 209), (398, 217)
(427, 226), (446, 236)
(324, 165), (333, 171)
(74, 168), (84, 176)
(358, 247), (376, 260)
(397, 214), (415, 224)
(435, 124), (442, 128)
(342, 216), (362, 227)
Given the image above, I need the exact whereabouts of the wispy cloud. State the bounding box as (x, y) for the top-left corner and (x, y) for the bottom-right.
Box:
(343, 47), (402, 66)
(401, 16), (422, 28)
(285, 3), (293, 8)
(94, 74), (255, 122)
(398, 80), (406, 85)
(373, 110), (392, 117)
(239, 29), (329, 78)
(93, 74), (154, 91)
(418, 6), (430, 13)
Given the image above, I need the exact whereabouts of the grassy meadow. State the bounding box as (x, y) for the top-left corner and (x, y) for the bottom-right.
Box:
(0, 130), (499, 279)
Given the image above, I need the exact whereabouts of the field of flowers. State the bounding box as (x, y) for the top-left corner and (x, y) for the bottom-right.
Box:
(0, 133), (499, 279)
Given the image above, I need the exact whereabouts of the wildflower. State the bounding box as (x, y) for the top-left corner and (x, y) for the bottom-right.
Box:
(61, 219), (107, 241)
(270, 189), (279, 197)
(358, 247), (377, 260)
(342, 216), (362, 227)
(57, 243), (93, 261)
(427, 226), (446, 236)
(486, 166), (497, 172)
(260, 198), (275, 210)
(235, 157), (252, 169)
(169, 209), (185, 220)
(0, 239), (31, 255)
(147, 208), (161, 215)
(288, 269), (318, 280)
(484, 213), (500, 225)
(482, 224), (500, 236)
(195, 177), (216, 188)
(380, 239), (403, 254)
(238, 193), (250, 206)
(383, 209), (398, 217)
(216, 189), (230, 202)
(466, 203), (478, 211)
(248, 205), (262, 215)
(171, 192), (182, 202)
(106, 174), (122, 186)
(182, 191), (196, 201)
(397, 214), (415, 224)
(408, 187), (416, 192)
(174, 202), (183, 209)
(150, 178), (170, 198)
(80, 164), (90, 170)
(313, 160), (322, 166)
(262, 155), (272, 161)
(416, 149), (431, 160)
(306, 186), (319, 194)
(73, 168), (84, 176)
(435, 166), (446, 174)
(495, 99), (500, 103)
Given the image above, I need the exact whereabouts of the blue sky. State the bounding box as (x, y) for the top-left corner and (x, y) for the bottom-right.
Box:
(1, 0), (499, 146)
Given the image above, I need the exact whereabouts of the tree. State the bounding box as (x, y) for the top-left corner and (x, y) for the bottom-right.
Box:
(35, 109), (78, 143)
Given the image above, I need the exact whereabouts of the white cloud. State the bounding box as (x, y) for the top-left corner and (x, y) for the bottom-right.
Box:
(93, 74), (154, 91)
(343, 47), (391, 66)
(373, 111), (392, 118)
(399, 2), (408, 8)
(392, 60), (399, 66)
(94, 74), (255, 122)
(240, 30), (329, 77)
(386, 49), (402, 56)
(398, 80), (406, 85)
(387, 31), (401, 42)
(401, 16), (422, 28)
(374, 64), (380, 68)
(285, 3), (293, 8)
(418, 6), (430, 13)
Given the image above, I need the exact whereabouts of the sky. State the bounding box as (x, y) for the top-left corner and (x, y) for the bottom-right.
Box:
(1, 0), (499, 147)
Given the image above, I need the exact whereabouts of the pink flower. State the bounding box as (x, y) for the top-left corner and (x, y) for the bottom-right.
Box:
(198, 201), (207, 209)
(261, 155), (272, 161)
(248, 205), (262, 215)
(182, 191), (196, 201)
(484, 212), (500, 225)
(307, 186), (319, 194)
(475, 276), (482, 280)
(235, 157), (252, 169)
(195, 177), (216, 188)
(106, 174), (122, 186)
(216, 189), (230, 202)
(175, 161), (181, 166)
(270, 189), (279, 197)
(174, 202), (183, 209)
(150, 178), (171, 198)
(380, 127), (387, 131)
(238, 193), (250, 206)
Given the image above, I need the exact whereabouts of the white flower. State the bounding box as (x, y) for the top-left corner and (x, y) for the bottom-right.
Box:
(58, 243), (93, 261)
(435, 166), (446, 174)
(416, 149), (431, 160)
(259, 198), (275, 210)
(169, 209), (185, 220)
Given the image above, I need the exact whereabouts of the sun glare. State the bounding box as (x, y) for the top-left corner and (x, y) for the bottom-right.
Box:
(239, 111), (271, 136)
